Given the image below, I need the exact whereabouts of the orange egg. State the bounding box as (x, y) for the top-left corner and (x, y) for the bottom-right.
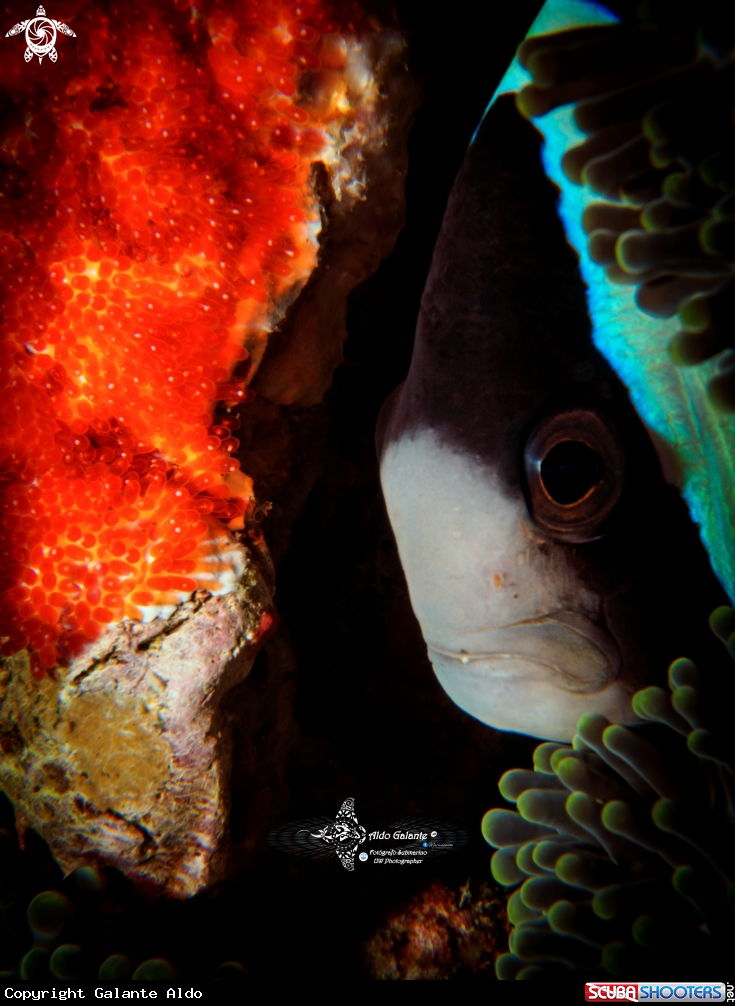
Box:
(0, 0), (371, 675)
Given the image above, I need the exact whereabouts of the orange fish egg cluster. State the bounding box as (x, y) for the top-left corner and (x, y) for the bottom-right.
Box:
(0, 0), (371, 678)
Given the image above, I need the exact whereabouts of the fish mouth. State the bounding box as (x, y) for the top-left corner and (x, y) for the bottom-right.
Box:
(424, 609), (621, 694)
(423, 609), (634, 741)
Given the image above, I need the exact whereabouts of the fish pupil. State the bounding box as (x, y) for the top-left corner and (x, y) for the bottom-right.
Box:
(540, 440), (603, 505)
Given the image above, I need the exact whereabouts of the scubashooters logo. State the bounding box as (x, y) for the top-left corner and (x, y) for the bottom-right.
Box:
(585, 983), (727, 1002)
(268, 798), (467, 871)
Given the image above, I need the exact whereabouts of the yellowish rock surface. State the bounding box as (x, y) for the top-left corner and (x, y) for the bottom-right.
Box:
(0, 546), (273, 897)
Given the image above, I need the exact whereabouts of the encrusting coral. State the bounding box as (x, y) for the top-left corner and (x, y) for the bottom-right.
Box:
(482, 606), (735, 979)
(515, 2), (735, 411)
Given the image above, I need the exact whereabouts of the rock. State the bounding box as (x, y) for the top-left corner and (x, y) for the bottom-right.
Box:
(0, 542), (275, 897)
(253, 29), (421, 406)
(364, 880), (510, 980)
(0, 14), (418, 900)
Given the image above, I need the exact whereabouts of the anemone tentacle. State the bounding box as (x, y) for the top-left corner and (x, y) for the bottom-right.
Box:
(485, 0), (735, 602)
(483, 606), (735, 979)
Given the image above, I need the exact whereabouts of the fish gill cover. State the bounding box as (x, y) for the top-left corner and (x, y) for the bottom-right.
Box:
(0, 0), (395, 677)
(483, 0), (735, 604)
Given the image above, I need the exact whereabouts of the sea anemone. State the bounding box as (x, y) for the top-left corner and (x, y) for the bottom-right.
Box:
(515, 5), (735, 412)
(493, 0), (735, 619)
(482, 606), (735, 979)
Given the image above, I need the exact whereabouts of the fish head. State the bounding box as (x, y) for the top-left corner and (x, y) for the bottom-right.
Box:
(378, 94), (726, 742)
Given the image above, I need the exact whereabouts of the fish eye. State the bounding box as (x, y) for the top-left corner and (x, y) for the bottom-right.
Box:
(524, 409), (625, 543)
(540, 441), (603, 504)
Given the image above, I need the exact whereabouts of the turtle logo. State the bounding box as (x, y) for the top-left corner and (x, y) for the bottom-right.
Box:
(6, 5), (76, 64)
(310, 798), (366, 871)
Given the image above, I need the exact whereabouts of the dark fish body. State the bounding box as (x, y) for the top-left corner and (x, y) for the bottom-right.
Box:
(378, 95), (726, 741)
